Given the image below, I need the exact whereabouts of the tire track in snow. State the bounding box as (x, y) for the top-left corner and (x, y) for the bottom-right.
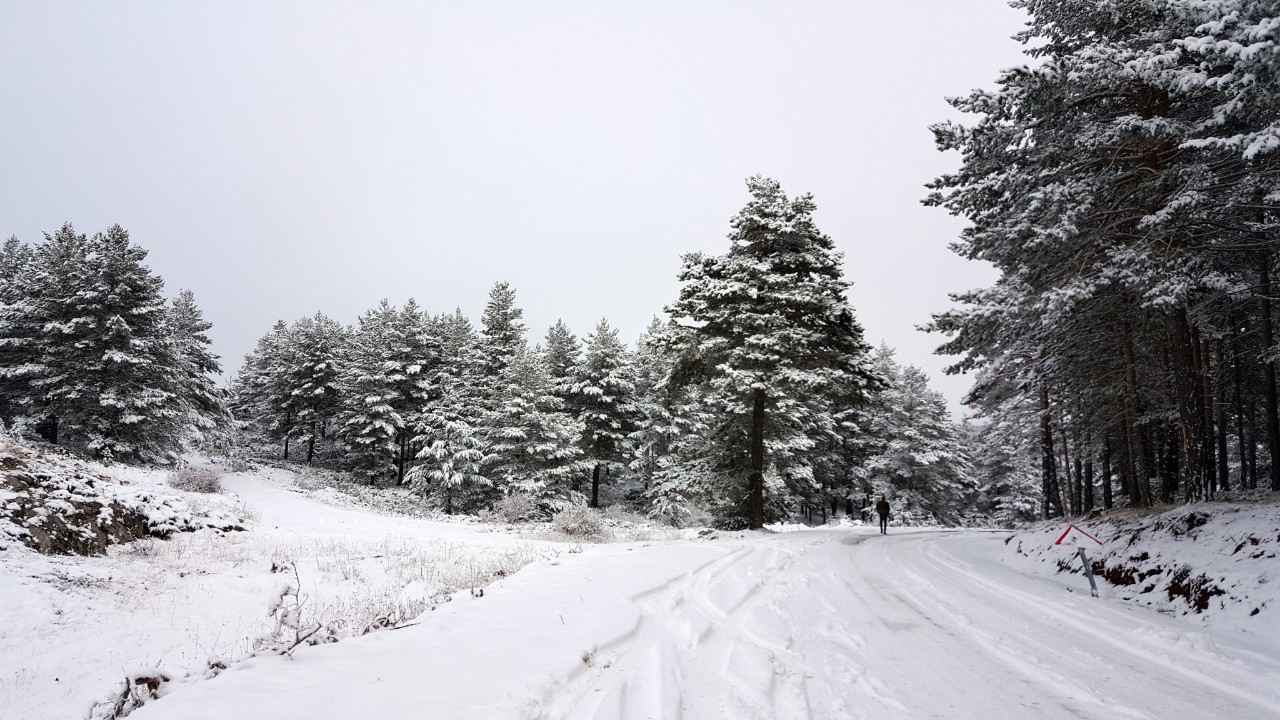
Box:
(902, 534), (1280, 719)
(528, 537), (826, 720)
(527, 529), (1278, 720)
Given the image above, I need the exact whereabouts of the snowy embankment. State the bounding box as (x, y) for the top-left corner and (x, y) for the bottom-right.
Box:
(1003, 493), (1279, 643)
(0, 450), (557, 720)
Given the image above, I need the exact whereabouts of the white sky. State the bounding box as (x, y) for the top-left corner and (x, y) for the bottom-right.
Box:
(0, 1), (1028, 416)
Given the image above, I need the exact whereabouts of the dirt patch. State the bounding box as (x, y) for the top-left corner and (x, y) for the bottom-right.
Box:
(1167, 566), (1226, 612)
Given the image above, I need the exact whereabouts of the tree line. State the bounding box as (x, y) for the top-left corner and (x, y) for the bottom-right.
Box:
(228, 178), (985, 528)
(927, 0), (1280, 518)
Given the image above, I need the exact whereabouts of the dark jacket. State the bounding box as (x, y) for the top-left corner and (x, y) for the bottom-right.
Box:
(875, 500), (890, 516)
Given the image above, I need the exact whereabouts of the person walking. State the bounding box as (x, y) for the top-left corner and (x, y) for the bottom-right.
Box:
(875, 496), (891, 534)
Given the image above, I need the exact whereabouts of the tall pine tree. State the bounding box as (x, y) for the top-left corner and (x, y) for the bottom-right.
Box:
(662, 177), (879, 529)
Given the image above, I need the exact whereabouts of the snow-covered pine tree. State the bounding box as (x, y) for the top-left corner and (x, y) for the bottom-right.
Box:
(0, 226), (223, 458)
(966, 416), (1041, 527)
(634, 318), (724, 525)
(543, 319), (582, 401)
(629, 317), (675, 491)
(927, 0), (1280, 509)
(0, 235), (36, 426)
(337, 301), (401, 483)
(285, 313), (347, 464)
(483, 346), (586, 512)
(570, 319), (640, 508)
(338, 299), (438, 484)
(0, 224), (92, 444)
(852, 345), (975, 525)
(229, 320), (297, 458)
(164, 289), (227, 448)
(661, 177), (880, 529)
(407, 309), (493, 512)
(40, 226), (183, 460)
(480, 281), (527, 376)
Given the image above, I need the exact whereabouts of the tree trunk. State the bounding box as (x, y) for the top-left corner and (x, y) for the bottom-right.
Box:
(1260, 258), (1280, 491)
(1059, 426), (1073, 516)
(1215, 340), (1230, 493)
(1199, 336), (1217, 499)
(748, 388), (767, 529)
(1169, 313), (1200, 503)
(1231, 321), (1251, 490)
(1122, 331), (1150, 506)
(1039, 384), (1062, 519)
(591, 463), (602, 508)
(283, 409), (291, 460)
(1083, 457), (1093, 513)
(1102, 435), (1114, 510)
(396, 433), (409, 486)
(306, 422), (316, 464)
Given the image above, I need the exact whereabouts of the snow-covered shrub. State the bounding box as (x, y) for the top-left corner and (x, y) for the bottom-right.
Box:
(254, 561), (344, 655)
(552, 505), (605, 540)
(88, 668), (172, 719)
(226, 457), (253, 473)
(167, 467), (222, 494)
(495, 492), (542, 523)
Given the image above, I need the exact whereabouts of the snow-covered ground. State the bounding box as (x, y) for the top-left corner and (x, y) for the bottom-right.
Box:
(0, 461), (554, 720)
(5, 459), (1279, 720)
(132, 530), (1280, 719)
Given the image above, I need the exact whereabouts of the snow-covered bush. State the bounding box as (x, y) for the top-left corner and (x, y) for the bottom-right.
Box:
(87, 668), (172, 719)
(226, 457), (253, 473)
(167, 467), (223, 494)
(495, 492), (542, 523)
(552, 505), (605, 540)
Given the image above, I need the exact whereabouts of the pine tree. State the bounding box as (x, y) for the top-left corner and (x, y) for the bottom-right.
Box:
(338, 299), (438, 484)
(543, 319), (582, 399)
(408, 309), (493, 512)
(661, 177), (880, 529)
(43, 225), (182, 460)
(571, 319), (640, 507)
(229, 320), (296, 457)
(286, 313), (347, 464)
(1, 224), (92, 443)
(852, 346), (976, 525)
(483, 346), (586, 511)
(629, 317), (674, 491)
(0, 236), (36, 425)
(480, 281), (526, 375)
(926, 0), (1280, 508)
(165, 289), (227, 447)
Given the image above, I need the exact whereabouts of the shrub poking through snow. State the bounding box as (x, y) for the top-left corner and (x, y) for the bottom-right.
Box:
(87, 668), (172, 719)
(167, 467), (223, 494)
(495, 492), (543, 523)
(226, 457), (253, 473)
(552, 505), (605, 540)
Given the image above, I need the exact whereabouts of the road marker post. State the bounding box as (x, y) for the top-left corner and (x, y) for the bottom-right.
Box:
(1054, 524), (1103, 598)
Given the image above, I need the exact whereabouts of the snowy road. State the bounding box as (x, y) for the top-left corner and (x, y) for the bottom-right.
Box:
(134, 527), (1280, 720)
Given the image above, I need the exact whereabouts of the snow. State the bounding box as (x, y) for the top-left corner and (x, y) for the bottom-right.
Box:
(5, 459), (1279, 719)
(0, 461), (550, 720)
(119, 533), (1280, 718)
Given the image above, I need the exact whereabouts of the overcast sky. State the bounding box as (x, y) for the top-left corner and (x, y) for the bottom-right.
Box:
(0, 1), (1028, 416)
